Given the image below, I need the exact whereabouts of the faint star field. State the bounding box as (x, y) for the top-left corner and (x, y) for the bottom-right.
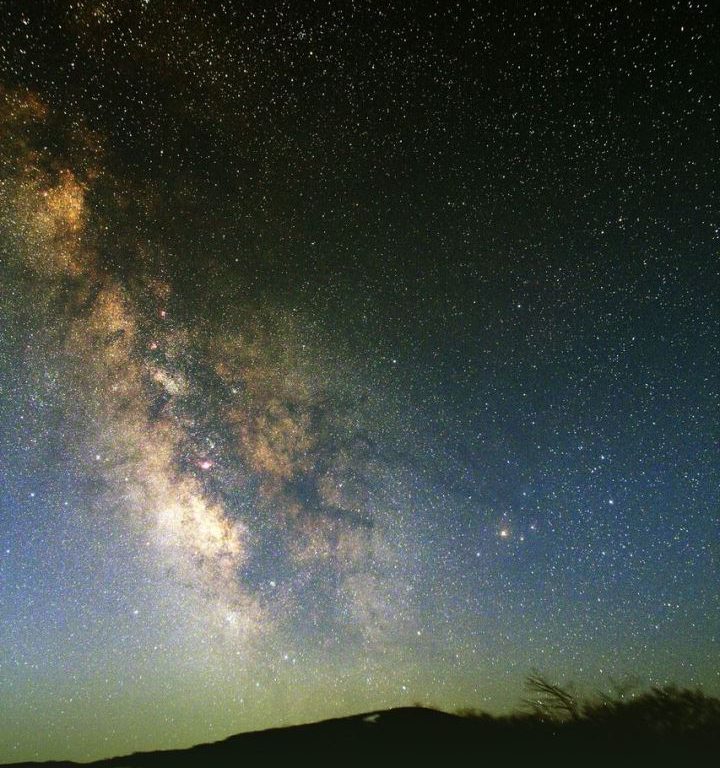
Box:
(0, 1), (718, 763)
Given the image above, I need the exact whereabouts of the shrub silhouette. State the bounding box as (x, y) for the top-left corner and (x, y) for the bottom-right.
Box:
(517, 673), (720, 735)
(523, 671), (581, 721)
(455, 673), (720, 764)
(582, 683), (720, 735)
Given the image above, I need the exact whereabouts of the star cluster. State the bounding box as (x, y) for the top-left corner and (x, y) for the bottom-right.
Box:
(0, 1), (718, 763)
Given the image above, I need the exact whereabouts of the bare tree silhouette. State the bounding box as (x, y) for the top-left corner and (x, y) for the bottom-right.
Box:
(523, 671), (580, 721)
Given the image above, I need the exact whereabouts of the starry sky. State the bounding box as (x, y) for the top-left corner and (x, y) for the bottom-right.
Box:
(0, 0), (718, 762)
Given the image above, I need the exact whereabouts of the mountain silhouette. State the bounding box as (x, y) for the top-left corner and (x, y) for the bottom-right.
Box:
(3, 701), (719, 767)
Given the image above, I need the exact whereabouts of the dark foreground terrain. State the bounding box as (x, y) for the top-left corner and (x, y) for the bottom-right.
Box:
(4, 689), (720, 768)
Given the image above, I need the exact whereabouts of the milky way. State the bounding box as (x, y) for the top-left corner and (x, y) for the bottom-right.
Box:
(1, 2), (719, 762)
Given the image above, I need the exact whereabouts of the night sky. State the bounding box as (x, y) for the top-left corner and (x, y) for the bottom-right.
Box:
(1, 0), (718, 762)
